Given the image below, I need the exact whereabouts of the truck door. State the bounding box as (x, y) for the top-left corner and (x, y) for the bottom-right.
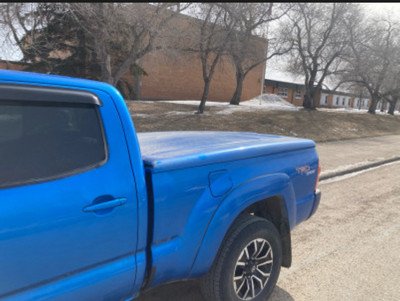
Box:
(0, 84), (138, 301)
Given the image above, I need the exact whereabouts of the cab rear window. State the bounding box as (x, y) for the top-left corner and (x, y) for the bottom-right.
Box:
(0, 101), (106, 188)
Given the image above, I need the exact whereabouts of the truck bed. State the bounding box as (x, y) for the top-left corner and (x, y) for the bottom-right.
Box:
(137, 131), (315, 172)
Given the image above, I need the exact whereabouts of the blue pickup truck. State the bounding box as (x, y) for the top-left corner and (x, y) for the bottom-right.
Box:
(0, 70), (321, 301)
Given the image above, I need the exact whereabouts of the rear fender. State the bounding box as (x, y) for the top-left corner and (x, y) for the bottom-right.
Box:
(188, 173), (296, 278)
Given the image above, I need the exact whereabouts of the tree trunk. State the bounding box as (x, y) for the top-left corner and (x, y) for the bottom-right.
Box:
(230, 72), (244, 105)
(101, 54), (113, 84)
(133, 59), (143, 100)
(303, 89), (316, 109)
(198, 79), (211, 114)
(134, 75), (142, 100)
(388, 97), (398, 115)
(303, 93), (313, 109)
(358, 92), (363, 110)
(77, 29), (87, 78)
(368, 95), (379, 114)
(95, 33), (113, 84)
(96, 4), (113, 85)
(303, 80), (317, 109)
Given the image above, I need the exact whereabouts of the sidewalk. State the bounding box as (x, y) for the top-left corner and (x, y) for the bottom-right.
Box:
(317, 135), (400, 178)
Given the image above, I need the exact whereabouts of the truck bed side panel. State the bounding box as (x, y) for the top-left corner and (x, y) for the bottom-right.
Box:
(148, 147), (318, 287)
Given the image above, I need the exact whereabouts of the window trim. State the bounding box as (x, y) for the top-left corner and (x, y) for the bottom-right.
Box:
(0, 102), (109, 190)
(0, 83), (103, 106)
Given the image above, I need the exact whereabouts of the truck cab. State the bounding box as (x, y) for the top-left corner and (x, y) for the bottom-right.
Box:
(0, 70), (321, 301)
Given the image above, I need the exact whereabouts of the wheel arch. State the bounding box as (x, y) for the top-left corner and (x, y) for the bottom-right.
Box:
(188, 173), (296, 278)
(242, 195), (292, 268)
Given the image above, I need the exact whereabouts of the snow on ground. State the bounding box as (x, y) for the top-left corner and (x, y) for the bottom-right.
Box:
(318, 107), (368, 114)
(241, 94), (298, 110)
(131, 113), (152, 118)
(135, 96), (399, 115)
(160, 94), (299, 115)
(318, 107), (400, 115)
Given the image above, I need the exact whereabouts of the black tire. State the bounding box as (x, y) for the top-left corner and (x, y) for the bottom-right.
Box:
(200, 214), (282, 301)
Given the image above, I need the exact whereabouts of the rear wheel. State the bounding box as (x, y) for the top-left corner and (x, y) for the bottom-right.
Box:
(201, 214), (282, 301)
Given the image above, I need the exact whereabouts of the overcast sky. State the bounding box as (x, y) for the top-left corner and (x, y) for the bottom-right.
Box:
(266, 3), (400, 85)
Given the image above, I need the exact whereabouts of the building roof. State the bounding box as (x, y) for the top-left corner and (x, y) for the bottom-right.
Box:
(264, 79), (304, 90)
(264, 78), (357, 97)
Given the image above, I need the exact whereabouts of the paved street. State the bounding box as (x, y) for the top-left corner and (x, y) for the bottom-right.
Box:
(316, 135), (400, 173)
(269, 162), (400, 301)
(137, 135), (400, 301)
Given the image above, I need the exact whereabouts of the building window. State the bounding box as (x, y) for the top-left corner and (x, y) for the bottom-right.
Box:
(342, 98), (345, 105)
(336, 97), (339, 105)
(278, 87), (288, 97)
(295, 88), (301, 99)
(325, 95), (328, 104)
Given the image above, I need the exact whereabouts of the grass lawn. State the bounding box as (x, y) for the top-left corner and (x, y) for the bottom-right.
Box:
(128, 101), (400, 142)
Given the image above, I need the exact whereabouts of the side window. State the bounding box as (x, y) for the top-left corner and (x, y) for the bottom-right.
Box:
(0, 101), (106, 188)
(295, 88), (301, 99)
(278, 87), (288, 97)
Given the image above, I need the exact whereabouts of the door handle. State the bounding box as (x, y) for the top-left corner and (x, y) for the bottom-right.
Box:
(83, 198), (127, 213)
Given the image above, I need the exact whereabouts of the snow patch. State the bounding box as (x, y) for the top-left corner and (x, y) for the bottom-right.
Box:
(242, 94), (299, 111)
(132, 113), (151, 118)
(157, 97), (399, 115)
(166, 111), (197, 116)
(162, 100), (227, 107)
(161, 94), (300, 114)
(318, 107), (400, 115)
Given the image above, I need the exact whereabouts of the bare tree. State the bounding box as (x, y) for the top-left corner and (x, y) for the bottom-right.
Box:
(182, 3), (238, 114)
(380, 47), (400, 115)
(2, 3), (97, 78)
(382, 84), (400, 115)
(280, 3), (356, 109)
(354, 85), (369, 110)
(70, 3), (190, 93)
(341, 14), (400, 114)
(1, 3), (52, 63)
(226, 3), (292, 105)
(2, 3), (189, 97)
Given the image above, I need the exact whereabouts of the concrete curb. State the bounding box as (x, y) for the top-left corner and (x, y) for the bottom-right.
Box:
(320, 156), (400, 181)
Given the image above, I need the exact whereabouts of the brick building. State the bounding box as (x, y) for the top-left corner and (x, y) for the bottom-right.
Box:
(264, 79), (377, 109)
(264, 79), (304, 106)
(134, 50), (264, 102)
(1, 10), (266, 103)
(120, 11), (266, 102)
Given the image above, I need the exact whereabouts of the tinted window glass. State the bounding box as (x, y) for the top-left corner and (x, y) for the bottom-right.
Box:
(0, 101), (106, 188)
